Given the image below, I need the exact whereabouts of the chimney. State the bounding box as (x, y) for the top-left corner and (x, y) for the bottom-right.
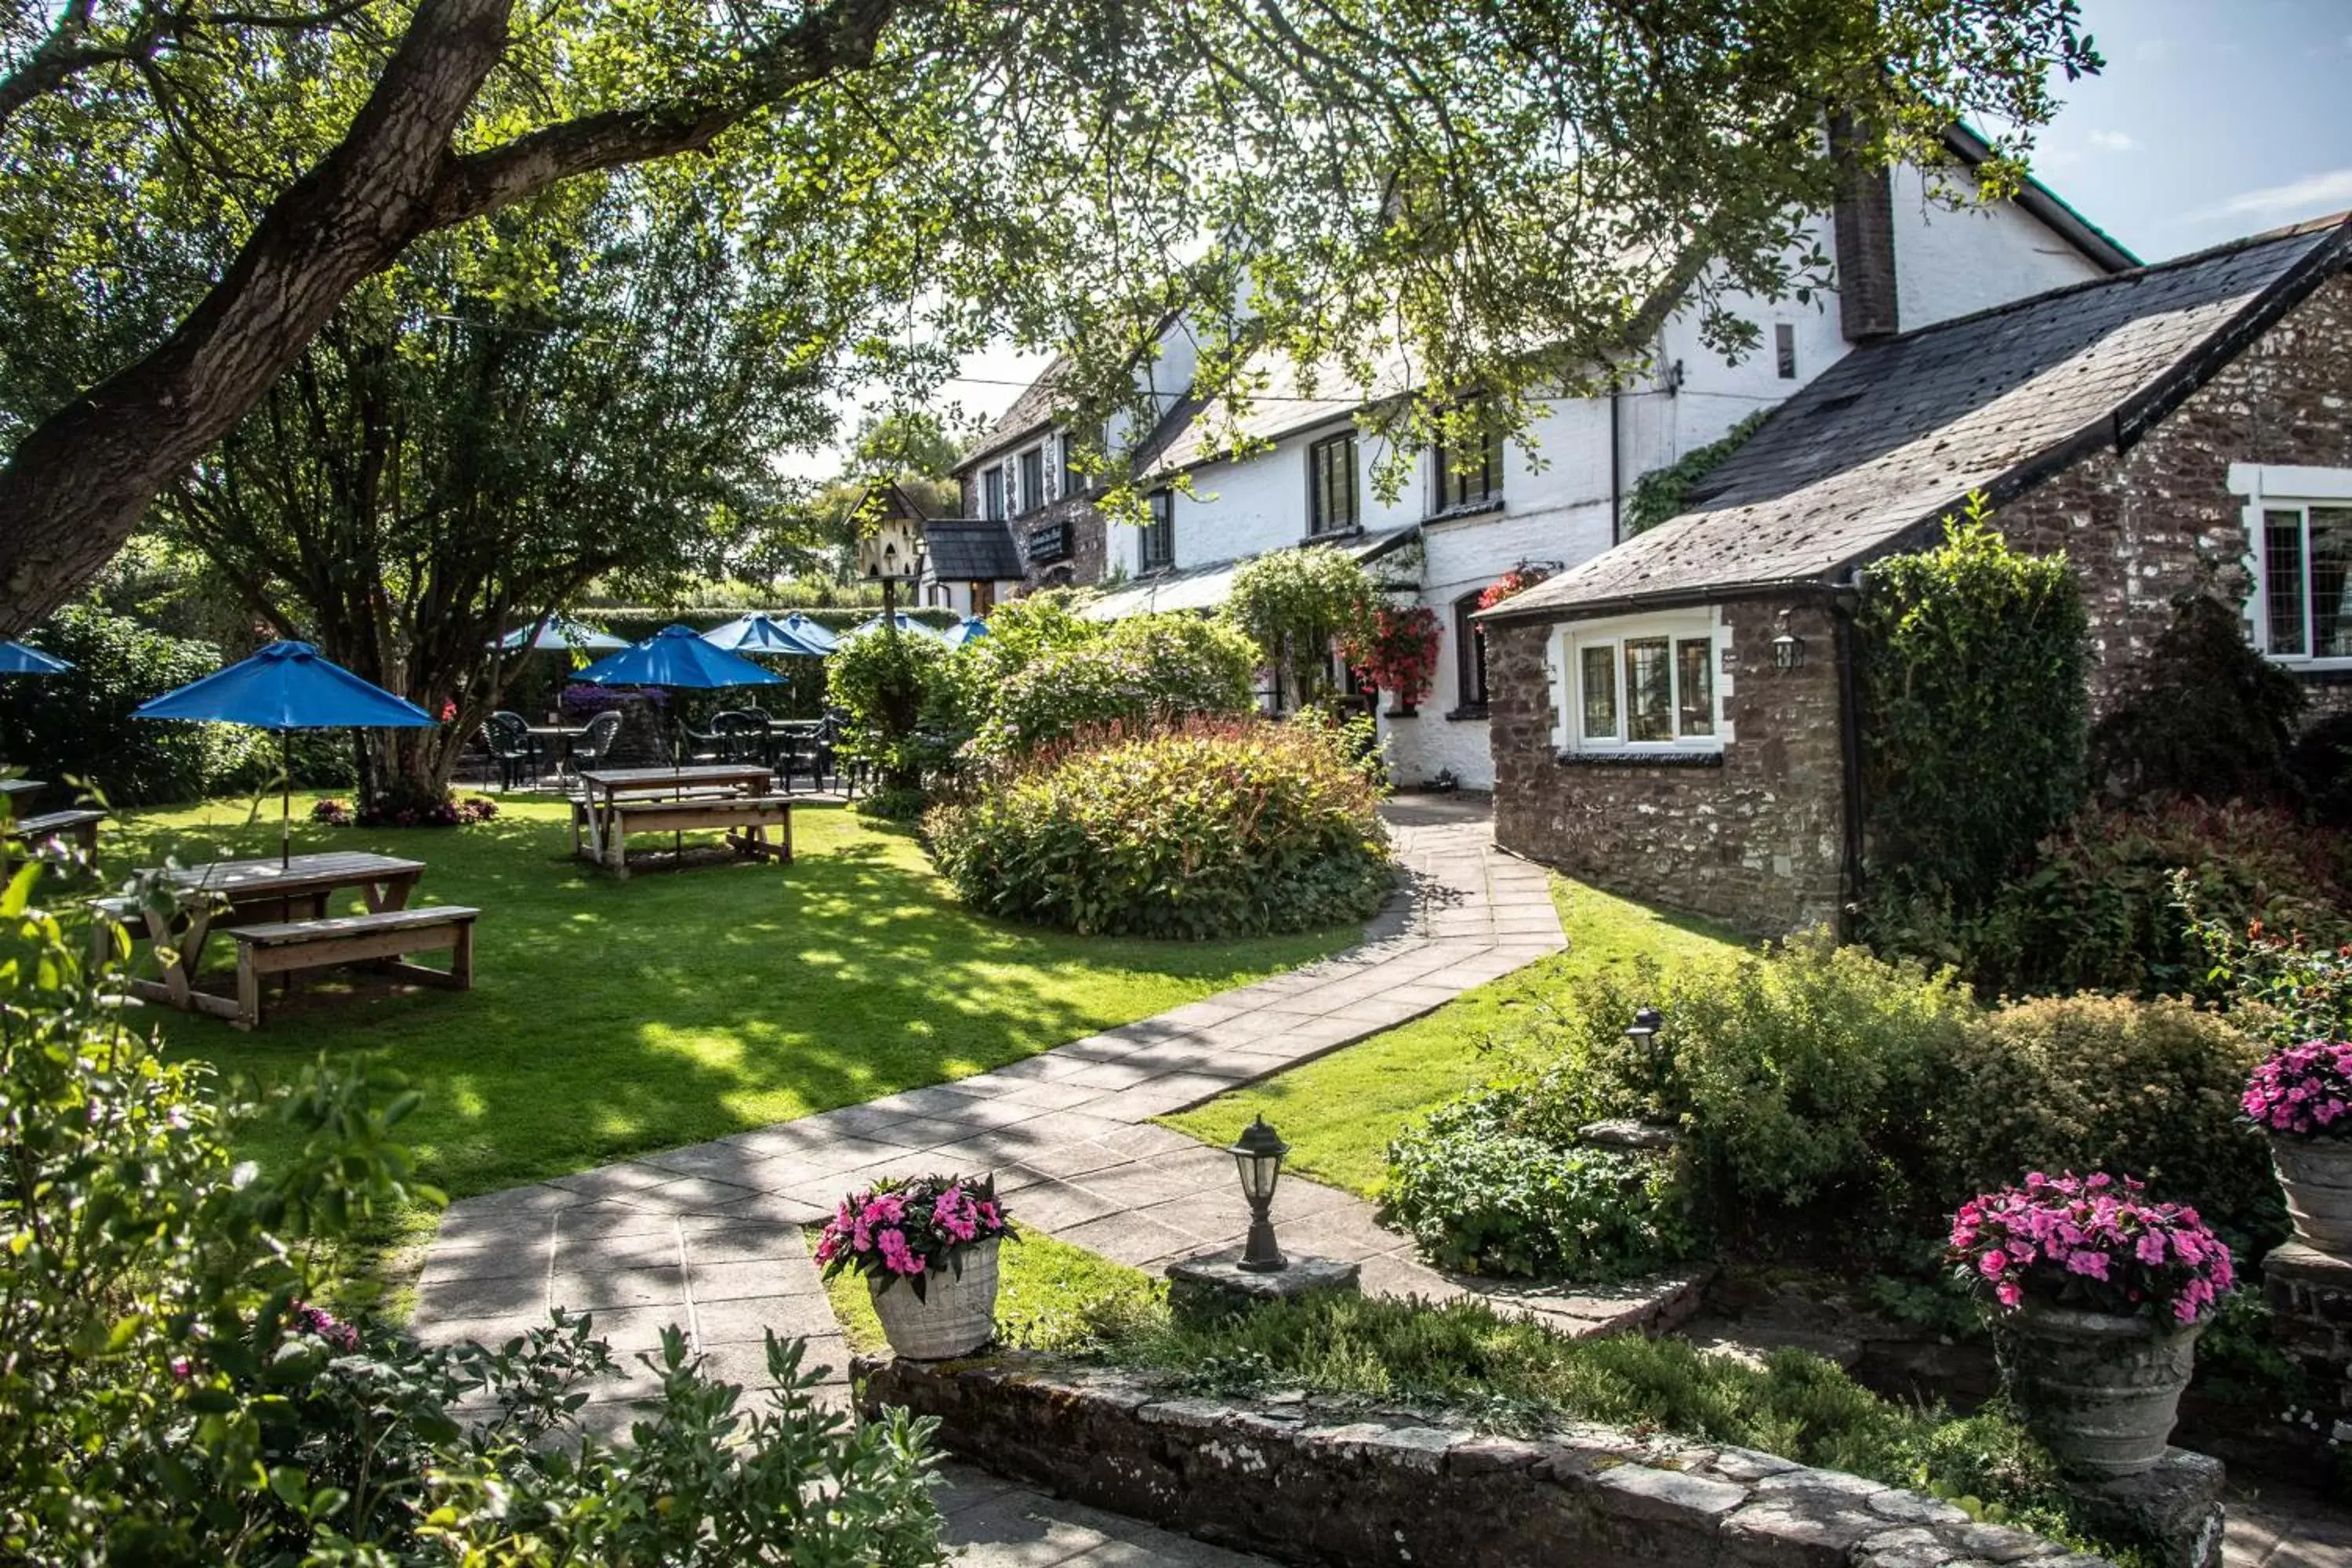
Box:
(1829, 114), (1900, 342)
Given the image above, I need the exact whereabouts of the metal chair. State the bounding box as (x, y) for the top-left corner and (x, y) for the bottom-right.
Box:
(485, 712), (538, 790)
(568, 711), (623, 782)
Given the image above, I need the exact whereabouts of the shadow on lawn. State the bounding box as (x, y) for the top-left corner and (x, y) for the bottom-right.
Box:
(111, 798), (1348, 1201)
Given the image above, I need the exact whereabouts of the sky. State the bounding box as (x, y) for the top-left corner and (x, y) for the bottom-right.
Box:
(793, 0), (2352, 474)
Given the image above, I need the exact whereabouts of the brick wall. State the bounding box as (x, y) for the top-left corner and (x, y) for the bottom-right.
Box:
(1490, 597), (1849, 936)
(1991, 272), (2352, 718)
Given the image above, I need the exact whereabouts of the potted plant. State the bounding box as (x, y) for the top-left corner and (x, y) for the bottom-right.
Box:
(1950, 1171), (2234, 1476)
(815, 1174), (1013, 1360)
(1339, 604), (1443, 717)
(2242, 1039), (2352, 1252)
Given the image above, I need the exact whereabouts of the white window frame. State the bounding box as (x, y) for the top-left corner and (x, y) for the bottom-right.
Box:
(2229, 463), (2352, 670)
(1548, 608), (1730, 755)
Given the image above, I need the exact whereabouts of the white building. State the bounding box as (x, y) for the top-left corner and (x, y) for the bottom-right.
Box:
(952, 130), (2133, 788)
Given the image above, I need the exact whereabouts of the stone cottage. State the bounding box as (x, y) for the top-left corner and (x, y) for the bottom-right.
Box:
(1479, 212), (2352, 935)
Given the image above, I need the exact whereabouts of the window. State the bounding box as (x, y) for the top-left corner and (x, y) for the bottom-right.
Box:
(1774, 323), (1798, 379)
(1451, 593), (1489, 717)
(1308, 432), (1359, 535)
(1141, 489), (1174, 571)
(1060, 432), (1087, 496)
(981, 466), (1005, 521)
(1436, 412), (1504, 513)
(1018, 445), (1046, 514)
(2236, 465), (2352, 666)
(1563, 615), (1721, 752)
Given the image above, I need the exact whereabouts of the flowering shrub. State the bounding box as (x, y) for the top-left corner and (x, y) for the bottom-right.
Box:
(1340, 604), (1443, 710)
(456, 794), (499, 825)
(1949, 1172), (2234, 1323)
(815, 1174), (1013, 1300)
(560, 681), (666, 719)
(1475, 565), (1550, 612)
(2185, 875), (2352, 1048)
(2241, 1041), (2352, 1138)
(310, 797), (354, 826)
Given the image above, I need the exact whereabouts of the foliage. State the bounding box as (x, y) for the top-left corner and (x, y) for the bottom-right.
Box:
(1857, 503), (2089, 933)
(310, 798), (354, 826)
(2091, 594), (2307, 805)
(1222, 546), (1377, 708)
(1340, 604), (1444, 710)
(829, 629), (954, 791)
(0, 602), (269, 804)
(1080, 1290), (2125, 1555)
(2293, 712), (2352, 829)
(965, 613), (1257, 761)
(1475, 564), (1554, 612)
(1378, 1088), (1697, 1280)
(1948, 800), (2350, 1000)
(1621, 410), (1769, 535)
(2242, 1040), (2352, 1139)
(1948, 1172), (2235, 1323)
(926, 716), (1391, 939)
(822, 1232), (1163, 1360)
(1933, 993), (2278, 1257)
(0, 863), (946, 1563)
(815, 1175), (1014, 1300)
(2187, 881), (2352, 1047)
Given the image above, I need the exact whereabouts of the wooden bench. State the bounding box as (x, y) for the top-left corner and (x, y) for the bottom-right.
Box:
(7, 808), (105, 862)
(230, 906), (479, 1030)
(593, 794), (796, 878)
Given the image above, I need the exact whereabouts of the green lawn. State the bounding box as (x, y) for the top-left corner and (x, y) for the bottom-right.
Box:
(819, 1231), (1160, 1356)
(106, 792), (1358, 1210)
(1160, 876), (1743, 1198)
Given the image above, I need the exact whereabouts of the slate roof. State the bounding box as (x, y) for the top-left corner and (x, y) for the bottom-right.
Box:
(922, 519), (1025, 583)
(1488, 214), (2352, 625)
(1081, 526), (1421, 621)
(960, 358), (1067, 472)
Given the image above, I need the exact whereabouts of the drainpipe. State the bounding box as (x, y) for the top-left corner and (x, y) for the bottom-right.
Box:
(1831, 571), (1867, 938)
(1608, 387), (1624, 545)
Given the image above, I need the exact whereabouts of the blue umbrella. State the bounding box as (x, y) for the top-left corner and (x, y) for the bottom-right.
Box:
(699, 613), (828, 658)
(942, 617), (989, 648)
(841, 612), (949, 643)
(781, 613), (840, 654)
(490, 615), (628, 653)
(136, 641), (437, 866)
(575, 625), (788, 691)
(0, 640), (71, 676)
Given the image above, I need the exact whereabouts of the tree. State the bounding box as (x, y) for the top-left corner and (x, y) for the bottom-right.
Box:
(153, 171), (829, 807)
(1225, 544), (1377, 710)
(0, 0), (2101, 632)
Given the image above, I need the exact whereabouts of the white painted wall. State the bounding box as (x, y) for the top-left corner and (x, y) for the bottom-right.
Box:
(1891, 164), (2109, 330)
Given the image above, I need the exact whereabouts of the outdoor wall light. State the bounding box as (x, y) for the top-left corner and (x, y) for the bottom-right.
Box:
(1230, 1116), (1292, 1273)
(1771, 612), (1806, 673)
(1625, 1005), (1670, 1101)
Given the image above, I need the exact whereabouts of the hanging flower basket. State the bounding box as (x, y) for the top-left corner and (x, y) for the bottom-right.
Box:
(1950, 1171), (2233, 1475)
(2242, 1040), (2352, 1251)
(816, 1174), (1014, 1360)
(1339, 605), (1442, 715)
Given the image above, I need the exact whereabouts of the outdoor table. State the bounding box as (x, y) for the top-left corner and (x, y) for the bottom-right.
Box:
(572, 764), (786, 877)
(524, 723), (590, 782)
(0, 778), (45, 805)
(100, 850), (427, 1020)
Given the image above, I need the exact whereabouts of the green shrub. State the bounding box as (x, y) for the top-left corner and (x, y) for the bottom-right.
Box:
(2092, 594), (2306, 807)
(968, 613), (1257, 760)
(0, 603), (267, 804)
(1857, 503), (2089, 931)
(0, 871), (946, 1563)
(2183, 877), (2352, 1047)
(1504, 933), (1974, 1243)
(925, 716), (1392, 938)
(2292, 710), (2352, 829)
(828, 626), (953, 792)
(1931, 993), (2279, 1255)
(1958, 800), (2348, 999)
(1380, 1088), (1697, 1280)
(1221, 546), (1376, 709)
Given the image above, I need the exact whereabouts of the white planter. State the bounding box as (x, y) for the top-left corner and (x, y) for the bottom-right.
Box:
(868, 1238), (1000, 1360)
(2272, 1134), (2352, 1254)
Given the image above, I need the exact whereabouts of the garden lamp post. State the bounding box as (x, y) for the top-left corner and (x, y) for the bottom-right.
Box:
(1230, 1116), (1291, 1272)
(1625, 1005), (1668, 1102)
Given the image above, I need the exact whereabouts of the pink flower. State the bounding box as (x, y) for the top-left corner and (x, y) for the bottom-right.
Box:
(2134, 1231), (2168, 1266)
(1995, 1282), (2022, 1309)
(877, 1228), (924, 1276)
(1976, 1250), (2009, 1279)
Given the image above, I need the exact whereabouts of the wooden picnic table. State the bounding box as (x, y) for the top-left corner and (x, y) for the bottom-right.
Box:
(97, 851), (427, 1021)
(0, 778), (45, 804)
(572, 764), (789, 877)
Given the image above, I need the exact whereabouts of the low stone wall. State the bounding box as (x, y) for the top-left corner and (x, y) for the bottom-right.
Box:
(854, 1353), (2118, 1567)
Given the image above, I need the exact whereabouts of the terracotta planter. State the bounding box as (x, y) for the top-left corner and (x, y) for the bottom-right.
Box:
(1996, 1299), (2205, 1477)
(868, 1238), (1000, 1360)
(2272, 1134), (2352, 1254)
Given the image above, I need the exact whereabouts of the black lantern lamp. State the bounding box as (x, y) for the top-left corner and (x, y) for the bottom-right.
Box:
(1770, 611), (1806, 673)
(1230, 1116), (1291, 1272)
(1625, 1005), (1668, 1102)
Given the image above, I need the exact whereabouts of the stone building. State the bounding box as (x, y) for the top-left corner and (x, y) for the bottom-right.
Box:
(949, 130), (2133, 787)
(1480, 213), (2352, 935)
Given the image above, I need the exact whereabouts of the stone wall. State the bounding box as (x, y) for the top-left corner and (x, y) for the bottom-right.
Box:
(955, 474), (1109, 594)
(1990, 271), (2352, 719)
(1490, 597), (1849, 936)
(855, 1353), (2114, 1568)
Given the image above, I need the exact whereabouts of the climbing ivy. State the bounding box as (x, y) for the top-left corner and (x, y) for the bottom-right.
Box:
(1857, 497), (2089, 928)
(1621, 410), (1769, 535)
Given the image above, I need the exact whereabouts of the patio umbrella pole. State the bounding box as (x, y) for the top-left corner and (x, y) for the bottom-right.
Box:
(281, 729), (292, 869)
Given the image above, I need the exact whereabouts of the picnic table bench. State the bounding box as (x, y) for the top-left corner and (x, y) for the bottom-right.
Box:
(6, 807), (105, 862)
(572, 764), (796, 879)
(233, 906), (477, 1030)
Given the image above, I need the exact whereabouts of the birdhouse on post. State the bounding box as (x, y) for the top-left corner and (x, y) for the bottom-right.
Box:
(853, 483), (931, 619)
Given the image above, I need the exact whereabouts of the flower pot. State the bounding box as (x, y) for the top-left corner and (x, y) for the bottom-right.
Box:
(1996, 1300), (2206, 1477)
(2272, 1134), (2352, 1253)
(867, 1237), (1000, 1360)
